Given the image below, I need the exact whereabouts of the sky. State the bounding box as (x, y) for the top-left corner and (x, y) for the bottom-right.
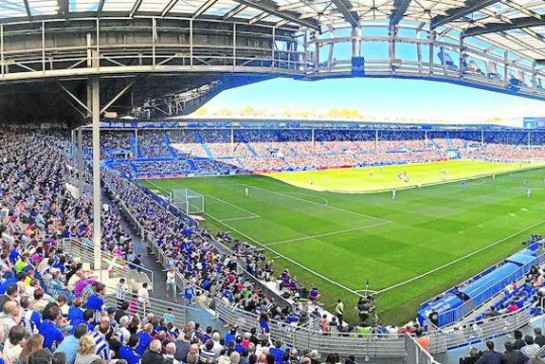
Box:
(200, 77), (545, 127)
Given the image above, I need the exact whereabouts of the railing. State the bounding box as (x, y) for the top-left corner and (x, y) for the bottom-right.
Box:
(62, 237), (155, 290)
(214, 298), (447, 358)
(405, 334), (440, 364)
(102, 289), (187, 329)
(443, 306), (532, 349)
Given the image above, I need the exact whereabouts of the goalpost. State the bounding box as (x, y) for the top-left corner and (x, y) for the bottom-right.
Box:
(170, 189), (205, 214)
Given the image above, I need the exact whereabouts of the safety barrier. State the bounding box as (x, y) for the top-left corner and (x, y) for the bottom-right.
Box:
(443, 306), (532, 349)
(62, 237), (155, 290)
(214, 298), (447, 358)
(102, 290), (187, 329)
(405, 334), (440, 364)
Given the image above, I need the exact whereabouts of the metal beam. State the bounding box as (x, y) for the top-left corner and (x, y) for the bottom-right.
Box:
(249, 11), (269, 24)
(464, 16), (545, 37)
(129, 0), (144, 17)
(431, 0), (502, 29)
(161, 0), (180, 17)
(58, 0), (69, 15)
(390, 0), (411, 26)
(192, 0), (219, 18)
(23, 0), (32, 17)
(222, 4), (246, 20)
(97, 0), (106, 15)
(229, 0), (319, 30)
(331, 0), (359, 27)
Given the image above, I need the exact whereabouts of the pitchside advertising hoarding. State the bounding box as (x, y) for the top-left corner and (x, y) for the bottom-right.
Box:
(524, 117), (545, 129)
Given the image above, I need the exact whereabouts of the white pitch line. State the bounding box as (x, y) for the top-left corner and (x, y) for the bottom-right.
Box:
(266, 222), (388, 247)
(220, 216), (261, 222)
(204, 194), (259, 218)
(144, 179), (169, 193)
(203, 211), (365, 298)
(377, 218), (545, 294)
(240, 183), (391, 224)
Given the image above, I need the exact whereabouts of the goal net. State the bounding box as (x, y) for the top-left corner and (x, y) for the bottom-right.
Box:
(171, 189), (205, 214)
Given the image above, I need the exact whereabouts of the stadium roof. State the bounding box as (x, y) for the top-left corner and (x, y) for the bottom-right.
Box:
(2, 0), (545, 59)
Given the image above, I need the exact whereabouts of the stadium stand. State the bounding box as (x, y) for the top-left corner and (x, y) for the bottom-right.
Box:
(90, 123), (545, 179)
(7, 125), (545, 364)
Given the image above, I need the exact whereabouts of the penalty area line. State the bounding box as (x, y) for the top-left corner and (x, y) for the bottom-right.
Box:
(266, 222), (389, 247)
(240, 183), (391, 225)
(203, 211), (366, 299)
(377, 218), (545, 294)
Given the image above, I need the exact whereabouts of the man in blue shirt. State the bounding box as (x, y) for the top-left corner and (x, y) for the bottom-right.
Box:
(39, 305), (64, 350)
(86, 283), (106, 312)
(269, 341), (285, 364)
(119, 334), (141, 364)
(136, 323), (154, 355)
(224, 327), (237, 346)
(54, 324), (88, 364)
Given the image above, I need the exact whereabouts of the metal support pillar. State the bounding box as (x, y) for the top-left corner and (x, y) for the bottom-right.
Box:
(77, 127), (84, 193)
(90, 76), (102, 274)
(231, 127), (234, 156)
(134, 129), (138, 157)
(351, 27), (361, 58)
(429, 31), (435, 74)
(375, 129), (379, 150)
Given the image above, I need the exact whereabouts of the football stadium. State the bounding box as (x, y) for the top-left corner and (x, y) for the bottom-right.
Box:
(7, 0), (545, 363)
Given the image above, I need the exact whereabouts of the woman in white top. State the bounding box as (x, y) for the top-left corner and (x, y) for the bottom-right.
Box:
(166, 266), (177, 303)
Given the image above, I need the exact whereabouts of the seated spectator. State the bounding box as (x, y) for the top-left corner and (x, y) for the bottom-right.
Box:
(141, 340), (164, 364)
(75, 335), (102, 364)
(55, 324), (88, 364)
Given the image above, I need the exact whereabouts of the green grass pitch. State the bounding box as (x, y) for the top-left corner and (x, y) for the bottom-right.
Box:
(141, 160), (545, 325)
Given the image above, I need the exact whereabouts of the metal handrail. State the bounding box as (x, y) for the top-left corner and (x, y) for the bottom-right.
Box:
(62, 237), (155, 289)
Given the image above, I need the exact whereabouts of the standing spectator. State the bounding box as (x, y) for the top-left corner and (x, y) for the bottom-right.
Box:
(534, 327), (545, 347)
(415, 329), (429, 353)
(501, 342), (526, 364)
(137, 283), (150, 313)
(513, 331), (525, 350)
(335, 300), (344, 326)
(520, 335), (540, 359)
(166, 267), (177, 303)
(116, 279), (129, 305)
(475, 341), (501, 364)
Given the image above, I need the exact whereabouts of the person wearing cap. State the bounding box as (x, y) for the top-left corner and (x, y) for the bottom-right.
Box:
(501, 341), (526, 364)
